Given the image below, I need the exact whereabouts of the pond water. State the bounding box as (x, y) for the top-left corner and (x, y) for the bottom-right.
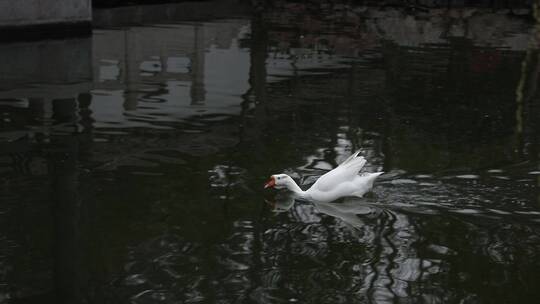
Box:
(0, 3), (539, 304)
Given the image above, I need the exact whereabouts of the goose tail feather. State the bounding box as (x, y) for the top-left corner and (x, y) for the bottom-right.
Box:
(338, 150), (362, 167)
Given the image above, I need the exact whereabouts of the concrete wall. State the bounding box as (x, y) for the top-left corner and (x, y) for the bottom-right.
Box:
(0, 0), (91, 27)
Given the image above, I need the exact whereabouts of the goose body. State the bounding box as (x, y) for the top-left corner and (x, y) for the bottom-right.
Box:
(265, 151), (383, 203)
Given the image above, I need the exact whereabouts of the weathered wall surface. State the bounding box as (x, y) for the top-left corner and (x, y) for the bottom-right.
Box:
(0, 0), (92, 27)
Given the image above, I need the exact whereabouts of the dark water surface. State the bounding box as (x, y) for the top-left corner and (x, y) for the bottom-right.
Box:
(1, 3), (540, 304)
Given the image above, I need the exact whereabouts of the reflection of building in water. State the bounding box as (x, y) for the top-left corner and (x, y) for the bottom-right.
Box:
(90, 20), (250, 129)
(0, 37), (93, 173)
(0, 36), (95, 301)
(264, 4), (534, 51)
(258, 3), (539, 172)
(0, 17), (252, 171)
(0, 15), (250, 303)
(191, 25), (206, 105)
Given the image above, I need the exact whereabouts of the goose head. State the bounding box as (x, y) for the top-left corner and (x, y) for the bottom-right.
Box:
(264, 173), (306, 198)
(264, 174), (299, 190)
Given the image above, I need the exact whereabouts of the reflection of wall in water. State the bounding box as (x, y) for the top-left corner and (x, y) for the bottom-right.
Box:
(91, 20), (250, 126)
(0, 36), (93, 146)
(0, 37), (92, 92)
(381, 41), (531, 170)
(264, 5), (534, 51)
(259, 4), (537, 171)
(0, 35), (96, 302)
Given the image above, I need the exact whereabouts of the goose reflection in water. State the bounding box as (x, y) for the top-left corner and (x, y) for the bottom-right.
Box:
(267, 191), (378, 230)
(265, 189), (443, 302)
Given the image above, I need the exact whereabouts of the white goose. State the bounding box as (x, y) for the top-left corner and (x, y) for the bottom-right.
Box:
(264, 151), (383, 203)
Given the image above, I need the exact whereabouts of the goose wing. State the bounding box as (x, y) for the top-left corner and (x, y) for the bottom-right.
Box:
(310, 152), (366, 192)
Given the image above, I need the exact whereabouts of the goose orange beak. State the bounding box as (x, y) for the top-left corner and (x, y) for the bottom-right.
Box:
(264, 176), (276, 189)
